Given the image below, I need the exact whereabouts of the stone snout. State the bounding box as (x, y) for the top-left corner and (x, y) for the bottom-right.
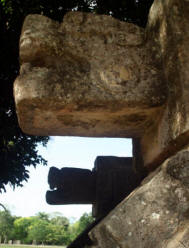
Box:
(46, 167), (96, 205)
(14, 11), (166, 140)
(15, 8), (189, 173)
(46, 156), (143, 219)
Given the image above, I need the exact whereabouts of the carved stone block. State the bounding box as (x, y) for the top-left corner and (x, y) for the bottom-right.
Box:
(14, 12), (166, 138)
(46, 156), (143, 219)
(46, 167), (95, 204)
(93, 156), (142, 218)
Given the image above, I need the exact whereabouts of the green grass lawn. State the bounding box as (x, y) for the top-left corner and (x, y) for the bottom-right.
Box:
(0, 245), (66, 248)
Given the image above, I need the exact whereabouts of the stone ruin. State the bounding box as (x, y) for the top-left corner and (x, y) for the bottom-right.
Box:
(14, 0), (189, 247)
(46, 157), (143, 219)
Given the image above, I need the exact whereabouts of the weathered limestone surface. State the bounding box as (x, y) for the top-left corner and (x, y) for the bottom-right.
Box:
(14, 0), (189, 172)
(13, 1), (189, 247)
(14, 12), (166, 137)
(141, 0), (189, 169)
(87, 149), (189, 248)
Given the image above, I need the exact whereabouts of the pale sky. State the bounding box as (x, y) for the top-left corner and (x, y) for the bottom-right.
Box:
(0, 136), (132, 221)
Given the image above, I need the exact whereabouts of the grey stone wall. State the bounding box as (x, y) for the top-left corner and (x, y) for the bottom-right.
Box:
(87, 149), (189, 248)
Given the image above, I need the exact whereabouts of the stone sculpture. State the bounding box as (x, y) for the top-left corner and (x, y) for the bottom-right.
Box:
(14, 11), (166, 139)
(14, 0), (189, 174)
(46, 167), (95, 205)
(14, 9), (167, 173)
(46, 157), (143, 218)
(13, 0), (189, 246)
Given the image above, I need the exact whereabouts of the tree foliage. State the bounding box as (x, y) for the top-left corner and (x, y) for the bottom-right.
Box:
(28, 218), (51, 244)
(0, 210), (94, 245)
(0, 210), (15, 243)
(0, 1), (49, 192)
(74, 212), (94, 236)
(13, 217), (33, 242)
